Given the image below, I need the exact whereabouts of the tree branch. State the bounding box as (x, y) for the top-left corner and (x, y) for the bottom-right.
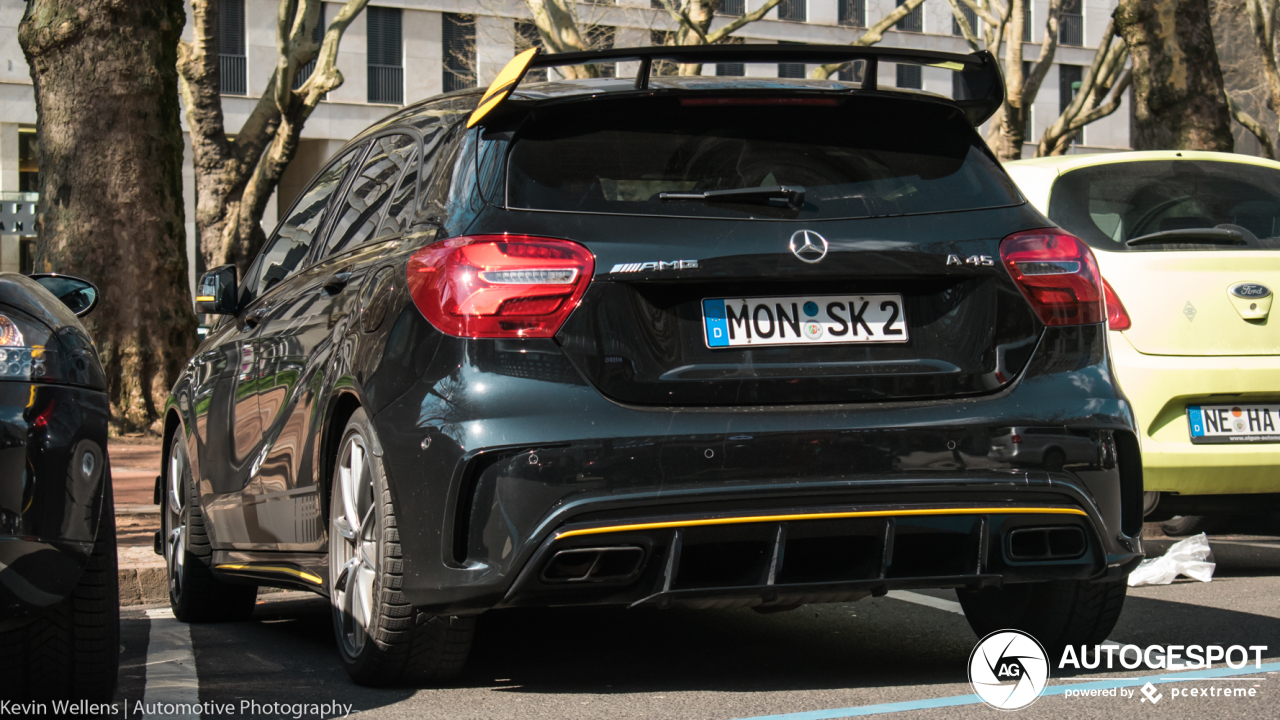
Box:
(812, 0), (928, 79)
(1227, 93), (1277, 159)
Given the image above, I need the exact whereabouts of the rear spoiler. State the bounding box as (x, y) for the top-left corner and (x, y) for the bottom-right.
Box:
(467, 44), (1005, 129)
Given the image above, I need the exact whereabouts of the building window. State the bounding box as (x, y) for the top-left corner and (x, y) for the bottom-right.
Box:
(778, 41), (805, 79)
(367, 6), (403, 104)
(443, 13), (475, 93)
(839, 0), (866, 27)
(717, 62), (745, 77)
(19, 238), (35, 275)
(219, 0), (246, 96)
(1023, 61), (1034, 142)
(1060, 0), (1083, 46)
(293, 2), (326, 90)
(1059, 64), (1083, 112)
(18, 129), (37, 193)
(719, 0), (745, 15)
(1023, 2), (1032, 42)
(584, 25), (616, 77)
(896, 0), (923, 33)
(952, 3), (977, 36)
(896, 63), (922, 89)
(516, 22), (547, 82)
(779, 0), (806, 22)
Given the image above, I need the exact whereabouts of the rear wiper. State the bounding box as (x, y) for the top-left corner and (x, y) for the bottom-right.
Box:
(1125, 228), (1247, 247)
(659, 185), (805, 210)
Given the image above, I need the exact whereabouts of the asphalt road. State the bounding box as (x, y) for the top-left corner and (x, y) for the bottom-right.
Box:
(102, 532), (1280, 720)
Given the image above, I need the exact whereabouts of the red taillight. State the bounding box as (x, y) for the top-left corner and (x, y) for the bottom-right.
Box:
(1102, 278), (1131, 331)
(999, 229), (1104, 326)
(406, 234), (594, 338)
(1011, 433), (1022, 444)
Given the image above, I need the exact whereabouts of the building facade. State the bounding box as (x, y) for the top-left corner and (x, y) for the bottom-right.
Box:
(0, 0), (1130, 285)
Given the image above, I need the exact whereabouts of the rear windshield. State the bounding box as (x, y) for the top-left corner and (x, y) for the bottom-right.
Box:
(503, 96), (1020, 220)
(1048, 160), (1280, 251)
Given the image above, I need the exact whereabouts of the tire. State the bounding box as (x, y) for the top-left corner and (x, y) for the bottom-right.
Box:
(0, 459), (120, 701)
(164, 432), (257, 622)
(957, 579), (1127, 655)
(1160, 515), (1224, 537)
(328, 408), (475, 686)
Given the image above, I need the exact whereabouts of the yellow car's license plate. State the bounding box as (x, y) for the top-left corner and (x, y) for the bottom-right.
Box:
(1188, 404), (1280, 444)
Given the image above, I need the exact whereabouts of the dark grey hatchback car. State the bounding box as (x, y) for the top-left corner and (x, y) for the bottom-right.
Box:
(162, 46), (1144, 685)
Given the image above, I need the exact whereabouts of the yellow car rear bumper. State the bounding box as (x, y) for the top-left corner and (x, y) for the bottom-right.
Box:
(1110, 331), (1280, 495)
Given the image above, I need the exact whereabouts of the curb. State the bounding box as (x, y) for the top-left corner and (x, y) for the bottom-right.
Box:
(116, 545), (292, 606)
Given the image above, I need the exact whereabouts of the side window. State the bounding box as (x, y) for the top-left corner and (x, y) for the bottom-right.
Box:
(246, 146), (361, 301)
(374, 149), (420, 240)
(324, 133), (417, 256)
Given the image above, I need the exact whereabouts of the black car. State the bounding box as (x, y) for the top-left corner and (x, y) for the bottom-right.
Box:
(0, 273), (114, 701)
(162, 45), (1144, 685)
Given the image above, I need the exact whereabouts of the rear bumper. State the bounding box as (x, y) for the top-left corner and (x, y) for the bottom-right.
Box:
(371, 325), (1143, 615)
(501, 499), (1137, 612)
(1110, 331), (1280, 495)
(0, 382), (110, 623)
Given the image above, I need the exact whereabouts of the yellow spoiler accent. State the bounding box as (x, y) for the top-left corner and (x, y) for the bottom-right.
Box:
(929, 61), (965, 71)
(216, 563), (324, 585)
(195, 296), (215, 302)
(556, 506), (1088, 539)
(467, 47), (540, 128)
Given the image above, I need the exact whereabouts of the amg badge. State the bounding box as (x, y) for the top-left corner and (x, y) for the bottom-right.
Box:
(610, 260), (699, 273)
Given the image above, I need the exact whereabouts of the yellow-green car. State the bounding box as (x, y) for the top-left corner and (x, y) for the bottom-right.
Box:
(1007, 151), (1280, 533)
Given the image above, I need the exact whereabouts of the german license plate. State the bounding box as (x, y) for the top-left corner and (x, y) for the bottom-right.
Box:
(1188, 404), (1280, 444)
(702, 294), (908, 348)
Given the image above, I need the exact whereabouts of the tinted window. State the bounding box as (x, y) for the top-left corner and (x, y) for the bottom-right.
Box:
(325, 134), (417, 256)
(506, 95), (1018, 220)
(1048, 160), (1280, 251)
(246, 146), (360, 299)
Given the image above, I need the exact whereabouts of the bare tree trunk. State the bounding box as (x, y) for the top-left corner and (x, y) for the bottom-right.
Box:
(180, 0), (368, 273)
(20, 0), (196, 435)
(1115, 0), (1234, 150)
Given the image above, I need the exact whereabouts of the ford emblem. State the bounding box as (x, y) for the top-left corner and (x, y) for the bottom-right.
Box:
(1229, 282), (1272, 299)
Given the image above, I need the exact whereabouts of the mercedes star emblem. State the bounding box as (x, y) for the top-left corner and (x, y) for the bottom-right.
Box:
(789, 230), (829, 264)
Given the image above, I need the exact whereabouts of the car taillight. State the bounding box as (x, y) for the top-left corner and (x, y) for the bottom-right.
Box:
(1012, 433), (1022, 444)
(1102, 278), (1131, 331)
(999, 229), (1104, 326)
(406, 234), (595, 338)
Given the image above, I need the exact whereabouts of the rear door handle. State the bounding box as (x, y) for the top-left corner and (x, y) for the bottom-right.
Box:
(322, 271), (352, 296)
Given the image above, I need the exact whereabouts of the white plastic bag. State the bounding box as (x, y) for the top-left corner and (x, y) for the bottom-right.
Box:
(1127, 532), (1216, 587)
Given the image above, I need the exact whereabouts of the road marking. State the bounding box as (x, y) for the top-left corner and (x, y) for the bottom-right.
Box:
(885, 590), (963, 614)
(143, 608), (200, 720)
(733, 661), (1280, 719)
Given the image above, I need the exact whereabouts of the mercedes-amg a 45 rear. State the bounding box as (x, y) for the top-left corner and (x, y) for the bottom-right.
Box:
(164, 46), (1143, 685)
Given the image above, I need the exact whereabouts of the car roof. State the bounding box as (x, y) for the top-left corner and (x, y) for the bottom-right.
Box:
(1007, 150), (1280, 173)
(1005, 150), (1280, 213)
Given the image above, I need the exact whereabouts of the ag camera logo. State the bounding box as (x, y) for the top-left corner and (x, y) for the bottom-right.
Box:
(968, 630), (1050, 710)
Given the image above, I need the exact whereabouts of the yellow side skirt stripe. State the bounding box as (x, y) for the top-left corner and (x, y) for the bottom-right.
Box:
(215, 564), (324, 585)
(556, 506), (1088, 539)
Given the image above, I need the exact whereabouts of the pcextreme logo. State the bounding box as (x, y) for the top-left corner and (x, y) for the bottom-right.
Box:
(968, 630), (1050, 710)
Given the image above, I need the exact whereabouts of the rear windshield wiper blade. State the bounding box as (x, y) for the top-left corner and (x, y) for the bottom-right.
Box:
(1126, 228), (1247, 247)
(659, 185), (805, 210)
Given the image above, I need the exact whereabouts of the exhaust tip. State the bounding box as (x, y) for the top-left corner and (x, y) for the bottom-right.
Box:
(541, 546), (645, 583)
(1008, 526), (1087, 561)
